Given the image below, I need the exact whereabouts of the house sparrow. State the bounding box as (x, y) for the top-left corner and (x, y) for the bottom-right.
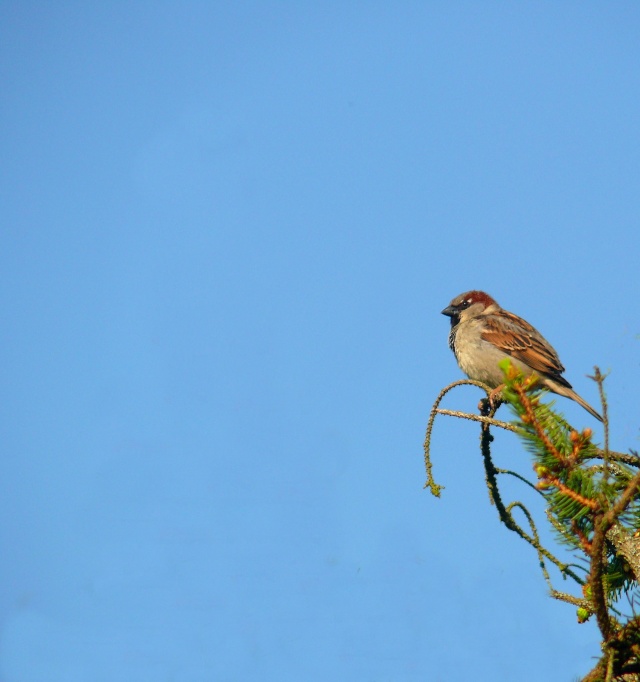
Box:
(442, 290), (602, 421)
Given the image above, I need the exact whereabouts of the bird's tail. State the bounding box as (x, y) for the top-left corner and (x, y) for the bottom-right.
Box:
(552, 383), (603, 422)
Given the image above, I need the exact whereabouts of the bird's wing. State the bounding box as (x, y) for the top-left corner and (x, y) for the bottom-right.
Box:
(480, 310), (572, 388)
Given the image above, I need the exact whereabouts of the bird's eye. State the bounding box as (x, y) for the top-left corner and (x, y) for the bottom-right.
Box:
(459, 300), (470, 309)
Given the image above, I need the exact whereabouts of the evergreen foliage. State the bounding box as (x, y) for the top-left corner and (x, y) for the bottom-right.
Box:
(424, 363), (640, 681)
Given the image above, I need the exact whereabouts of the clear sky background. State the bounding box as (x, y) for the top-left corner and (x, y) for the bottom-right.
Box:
(1, 3), (640, 681)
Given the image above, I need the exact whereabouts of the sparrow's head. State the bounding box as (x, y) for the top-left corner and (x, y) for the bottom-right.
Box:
(441, 290), (498, 325)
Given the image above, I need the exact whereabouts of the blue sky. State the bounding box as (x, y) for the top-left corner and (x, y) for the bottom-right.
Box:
(1, 3), (639, 681)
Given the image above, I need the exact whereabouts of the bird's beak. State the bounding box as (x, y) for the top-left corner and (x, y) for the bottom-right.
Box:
(441, 305), (457, 317)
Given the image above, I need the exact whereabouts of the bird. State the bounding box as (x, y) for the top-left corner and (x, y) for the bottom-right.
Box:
(441, 290), (602, 421)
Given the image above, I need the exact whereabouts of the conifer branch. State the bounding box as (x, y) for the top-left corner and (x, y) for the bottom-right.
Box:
(537, 473), (600, 511)
(572, 519), (593, 554)
(424, 364), (640, 681)
(511, 379), (567, 466)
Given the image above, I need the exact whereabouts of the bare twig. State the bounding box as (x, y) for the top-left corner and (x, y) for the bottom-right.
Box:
(589, 367), (610, 464)
(423, 379), (492, 495)
(494, 468), (545, 494)
(435, 409), (521, 433)
(590, 450), (640, 468)
(550, 590), (590, 608)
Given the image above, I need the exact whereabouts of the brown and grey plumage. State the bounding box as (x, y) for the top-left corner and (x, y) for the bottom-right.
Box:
(442, 290), (602, 421)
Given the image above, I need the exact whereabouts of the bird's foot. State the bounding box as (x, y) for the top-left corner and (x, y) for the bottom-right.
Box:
(479, 385), (505, 415)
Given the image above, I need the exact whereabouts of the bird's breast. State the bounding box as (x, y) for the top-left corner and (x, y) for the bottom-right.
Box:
(451, 321), (510, 388)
